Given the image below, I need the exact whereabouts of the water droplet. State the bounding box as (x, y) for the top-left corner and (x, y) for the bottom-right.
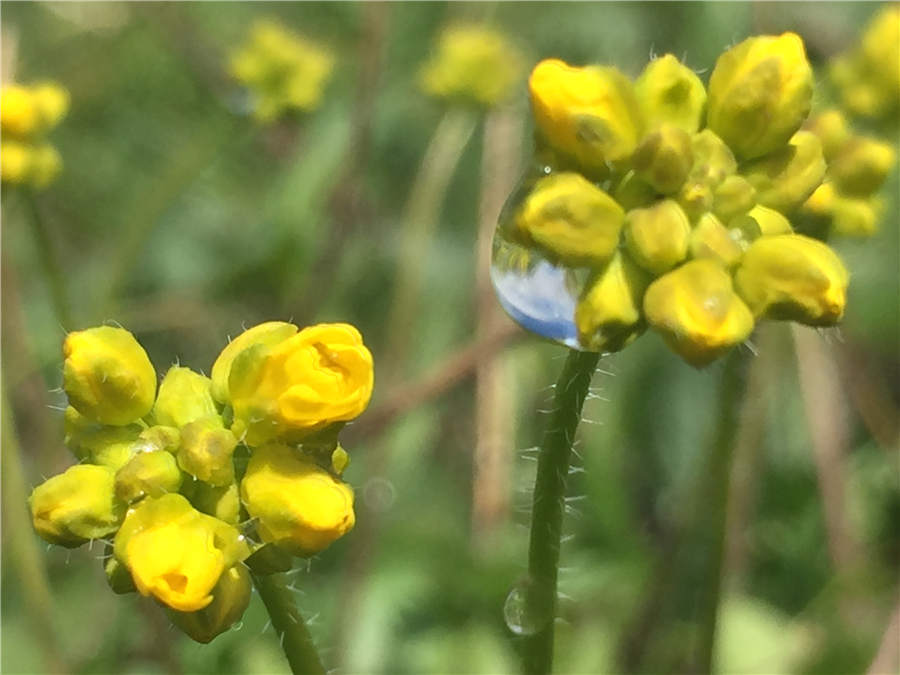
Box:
(490, 168), (596, 352)
(503, 579), (550, 636)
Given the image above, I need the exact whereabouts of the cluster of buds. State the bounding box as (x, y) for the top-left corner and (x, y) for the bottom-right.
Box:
(799, 108), (896, 237)
(419, 25), (523, 109)
(0, 81), (69, 188)
(828, 6), (900, 123)
(497, 33), (856, 366)
(229, 19), (334, 122)
(30, 321), (373, 643)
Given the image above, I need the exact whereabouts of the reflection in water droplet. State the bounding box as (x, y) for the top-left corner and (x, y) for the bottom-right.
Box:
(503, 579), (550, 636)
(490, 168), (593, 351)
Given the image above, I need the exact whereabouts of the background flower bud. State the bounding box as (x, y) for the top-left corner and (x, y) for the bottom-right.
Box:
(63, 407), (142, 469)
(707, 33), (813, 159)
(631, 123), (693, 194)
(613, 170), (657, 210)
(690, 212), (743, 268)
(574, 252), (649, 352)
(634, 54), (707, 133)
(515, 172), (624, 268)
(828, 137), (896, 197)
(210, 321), (298, 404)
(1, 141), (32, 184)
(831, 196), (880, 237)
(30, 464), (124, 547)
(167, 565), (251, 643)
(177, 420), (237, 486)
(806, 109), (850, 161)
(643, 259), (755, 366)
(742, 130), (826, 214)
(735, 234), (848, 325)
(63, 326), (157, 426)
(529, 59), (644, 172)
(115, 450), (183, 504)
(713, 175), (757, 222)
(27, 143), (62, 188)
(114, 494), (250, 612)
(624, 199), (691, 274)
(133, 425), (181, 454)
(154, 367), (219, 429)
(241, 443), (355, 557)
(1, 85), (39, 137)
(30, 82), (70, 131)
(742, 204), (793, 237)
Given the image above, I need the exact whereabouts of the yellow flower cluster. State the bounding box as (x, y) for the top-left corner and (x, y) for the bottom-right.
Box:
(229, 19), (334, 122)
(0, 81), (69, 188)
(829, 6), (900, 122)
(501, 34), (853, 366)
(30, 321), (373, 642)
(799, 109), (896, 237)
(419, 25), (523, 108)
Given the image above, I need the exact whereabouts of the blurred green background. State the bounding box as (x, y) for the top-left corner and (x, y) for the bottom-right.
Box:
(2, 3), (898, 674)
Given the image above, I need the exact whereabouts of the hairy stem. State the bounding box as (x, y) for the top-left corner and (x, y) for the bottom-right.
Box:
(522, 349), (599, 675)
(251, 572), (325, 675)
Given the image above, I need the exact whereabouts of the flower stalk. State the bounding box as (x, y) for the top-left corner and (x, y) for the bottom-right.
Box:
(522, 349), (599, 675)
(252, 572), (325, 675)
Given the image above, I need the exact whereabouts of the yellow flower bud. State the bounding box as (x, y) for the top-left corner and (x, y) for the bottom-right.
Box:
(574, 252), (649, 352)
(181, 480), (242, 525)
(1, 85), (38, 137)
(643, 259), (755, 366)
(831, 196), (880, 237)
(624, 199), (691, 274)
(743, 204), (793, 237)
(829, 137), (896, 197)
(331, 444), (350, 476)
(613, 170), (657, 211)
(30, 464), (124, 547)
(515, 172), (624, 268)
(419, 25), (523, 107)
(707, 32), (813, 159)
(678, 130), (737, 220)
(63, 326), (157, 426)
(229, 323), (373, 446)
(1, 141), (32, 184)
(634, 54), (707, 133)
(168, 565), (251, 643)
(690, 212), (743, 268)
(210, 321), (298, 404)
(115, 450), (183, 504)
(177, 419), (237, 486)
(713, 175), (757, 222)
(529, 58), (643, 173)
(134, 425), (181, 455)
(632, 123), (694, 194)
(806, 110), (850, 161)
(735, 234), (848, 325)
(241, 443), (355, 556)
(114, 493), (250, 612)
(31, 82), (70, 130)
(154, 366), (219, 428)
(742, 131), (826, 214)
(29, 143), (62, 188)
(63, 406), (142, 469)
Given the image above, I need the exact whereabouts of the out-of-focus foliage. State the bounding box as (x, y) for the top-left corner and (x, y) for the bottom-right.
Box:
(2, 3), (897, 674)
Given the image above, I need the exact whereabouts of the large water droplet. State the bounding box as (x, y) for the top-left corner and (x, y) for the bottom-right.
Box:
(490, 167), (596, 352)
(503, 579), (550, 636)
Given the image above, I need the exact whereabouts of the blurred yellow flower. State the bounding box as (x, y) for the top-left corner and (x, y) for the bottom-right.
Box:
(1, 140), (32, 184)
(114, 493), (250, 612)
(419, 25), (523, 108)
(229, 19), (334, 122)
(1, 81), (68, 187)
(227, 322), (373, 446)
(241, 443), (355, 556)
(1, 84), (39, 137)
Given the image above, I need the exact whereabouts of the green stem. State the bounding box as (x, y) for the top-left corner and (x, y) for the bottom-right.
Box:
(251, 572), (325, 675)
(522, 349), (600, 675)
(0, 377), (68, 674)
(692, 348), (750, 674)
(383, 108), (477, 376)
(22, 190), (73, 329)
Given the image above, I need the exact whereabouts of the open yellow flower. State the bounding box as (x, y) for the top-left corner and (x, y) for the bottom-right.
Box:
(241, 443), (355, 556)
(227, 323), (373, 446)
(114, 494), (249, 612)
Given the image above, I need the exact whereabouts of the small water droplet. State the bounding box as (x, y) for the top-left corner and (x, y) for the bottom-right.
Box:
(503, 579), (550, 636)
